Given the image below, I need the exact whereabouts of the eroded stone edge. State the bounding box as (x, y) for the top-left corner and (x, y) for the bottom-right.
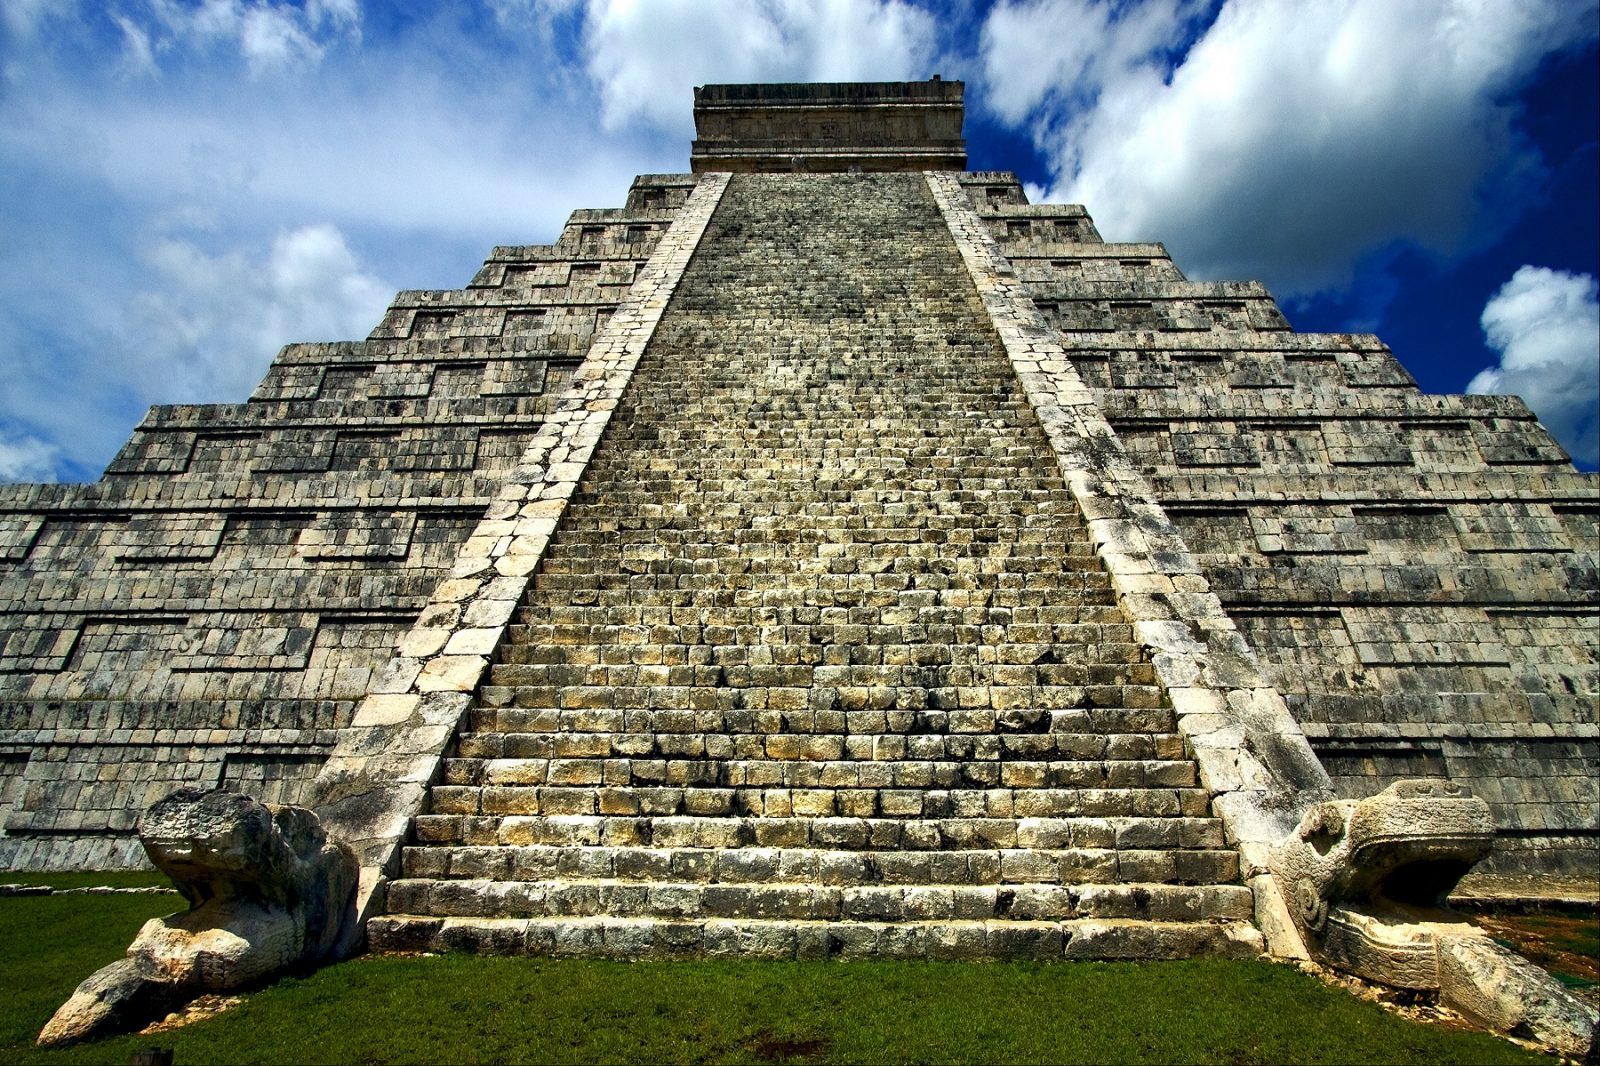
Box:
(925, 171), (1330, 959)
(308, 173), (734, 947)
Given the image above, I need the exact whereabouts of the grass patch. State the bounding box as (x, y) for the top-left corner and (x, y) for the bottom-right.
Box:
(0, 871), (174, 891)
(0, 895), (1550, 1066)
(1473, 910), (1599, 989)
(0, 891), (180, 1054)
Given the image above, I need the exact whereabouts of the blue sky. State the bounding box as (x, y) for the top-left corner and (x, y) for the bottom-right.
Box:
(1, 0), (1596, 482)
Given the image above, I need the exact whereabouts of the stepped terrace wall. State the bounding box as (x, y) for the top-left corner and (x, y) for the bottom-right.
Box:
(0, 177), (701, 870)
(958, 171), (1598, 884)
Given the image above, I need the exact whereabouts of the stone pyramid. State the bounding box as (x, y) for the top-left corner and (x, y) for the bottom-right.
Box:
(0, 84), (1593, 959)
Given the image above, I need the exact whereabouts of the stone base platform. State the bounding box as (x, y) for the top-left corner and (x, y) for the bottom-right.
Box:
(369, 913), (1262, 961)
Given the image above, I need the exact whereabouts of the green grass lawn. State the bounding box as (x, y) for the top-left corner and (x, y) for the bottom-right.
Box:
(0, 886), (1549, 1066)
(0, 870), (175, 891)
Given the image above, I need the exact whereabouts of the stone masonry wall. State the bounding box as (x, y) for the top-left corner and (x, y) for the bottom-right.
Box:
(957, 172), (1598, 883)
(0, 175), (700, 870)
(1, 148), (1593, 895)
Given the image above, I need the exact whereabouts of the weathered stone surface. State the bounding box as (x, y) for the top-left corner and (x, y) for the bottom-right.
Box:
(691, 80), (966, 173)
(1436, 933), (1599, 1060)
(367, 914), (1261, 962)
(38, 789), (355, 1046)
(373, 169), (1260, 961)
(0, 81), (1593, 994)
(955, 161), (1598, 887)
(1268, 779), (1495, 945)
(1267, 779), (1597, 1058)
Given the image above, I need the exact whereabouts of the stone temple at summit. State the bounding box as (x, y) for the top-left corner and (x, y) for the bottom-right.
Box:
(0, 81), (1594, 959)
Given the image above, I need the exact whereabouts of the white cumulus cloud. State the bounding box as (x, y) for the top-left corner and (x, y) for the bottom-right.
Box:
(129, 223), (393, 401)
(0, 429), (60, 482)
(980, 0), (1205, 126)
(119, 0), (363, 76)
(583, 0), (940, 133)
(1468, 266), (1600, 468)
(981, 0), (1599, 296)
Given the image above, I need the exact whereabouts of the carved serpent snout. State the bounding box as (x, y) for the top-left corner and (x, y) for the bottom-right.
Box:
(1273, 778), (1495, 937)
(1268, 781), (1597, 1059)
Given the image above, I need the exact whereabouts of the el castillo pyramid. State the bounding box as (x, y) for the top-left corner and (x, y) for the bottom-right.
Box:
(1, 82), (1594, 959)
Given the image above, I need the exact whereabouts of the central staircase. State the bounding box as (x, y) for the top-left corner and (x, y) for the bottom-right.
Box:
(369, 173), (1262, 959)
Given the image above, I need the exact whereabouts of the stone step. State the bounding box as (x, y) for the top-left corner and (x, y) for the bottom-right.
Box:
(385, 877), (1254, 923)
(460, 707), (1176, 741)
(529, 558), (1109, 579)
(538, 528), (1090, 546)
(558, 494), (1077, 507)
(513, 591), (1120, 612)
(367, 914), (1265, 961)
(383, 174), (1253, 962)
(443, 756), (1198, 789)
(577, 416), (1054, 430)
(399, 844), (1240, 886)
(521, 579), (1114, 599)
(536, 528), (1094, 542)
(536, 543), (1102, 556)
(540, 526), (1089, 541)
(560, 480), (1080, 497)
(482, 676), (1156, 702)
(505, 606), (1131, 628)
(486, 660), (1150, 684)
(482, 666), (1148, 690)
(508, 611), (1130, 633)
(503, 619), (1132, 644)
(533, 556), (1101, 574)
(556, 487), (1078, 499)
(556, 487), (1082, 502)
(508, 605), (1126, 630)
(412, 814), (1229, 851)
(431, 785), (1213, 820)
(455, 729), (1186, 765)
(526, 567), (1105, 585)
(491, 648), (1144, 674)
(537, 515), (1092, 534)
(564, 454), (1069, 468)
(558, 486), (1073, 500)
(474, 683), (1165, 715)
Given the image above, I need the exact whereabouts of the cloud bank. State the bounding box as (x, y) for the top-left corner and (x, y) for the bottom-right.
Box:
(584, 0), (940, 133)
(982, 0), (1598, 295)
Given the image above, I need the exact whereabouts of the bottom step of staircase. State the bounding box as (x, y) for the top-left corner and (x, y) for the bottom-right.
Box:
(369, 915), (1264, 961)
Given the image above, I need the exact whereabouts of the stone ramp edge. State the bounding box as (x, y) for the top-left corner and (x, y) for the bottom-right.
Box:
(306, 173), (734, 952)
(925, 171), (1333, 960)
